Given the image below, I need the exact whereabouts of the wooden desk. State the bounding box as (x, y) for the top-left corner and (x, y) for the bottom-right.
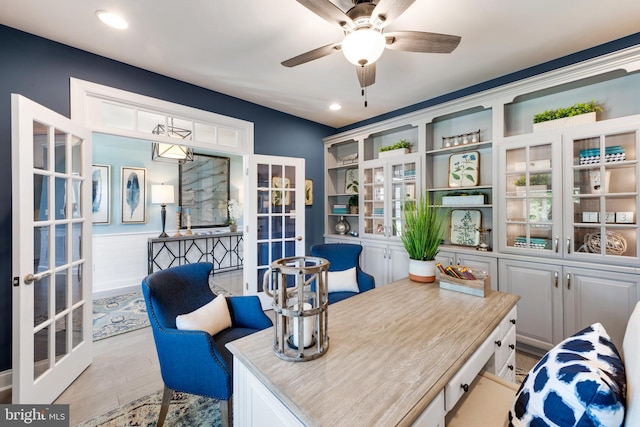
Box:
(227, 278), (519, 427)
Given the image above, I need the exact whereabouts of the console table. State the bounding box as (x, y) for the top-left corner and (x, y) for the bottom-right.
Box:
(228, 277), (519, 427)
(147, 231), (243, 274)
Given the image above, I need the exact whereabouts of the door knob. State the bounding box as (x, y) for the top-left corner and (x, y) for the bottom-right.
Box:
(296, 236), (303, 241)
(24, 271), (51, 285)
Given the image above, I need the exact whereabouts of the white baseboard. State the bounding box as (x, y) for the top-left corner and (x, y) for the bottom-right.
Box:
(0, 369), (12, 394)
(92, 283), (141, 300)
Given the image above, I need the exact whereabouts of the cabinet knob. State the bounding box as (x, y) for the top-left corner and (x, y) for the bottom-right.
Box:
(495, 340), (502, 347)
(510, 319), (516, 325)
(509, 344), (515, 350)
(508, 365), (514, 371)
(461, 383), (469, 393)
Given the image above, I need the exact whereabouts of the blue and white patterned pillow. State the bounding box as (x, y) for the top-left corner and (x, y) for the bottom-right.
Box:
(509, 323), (626, 427)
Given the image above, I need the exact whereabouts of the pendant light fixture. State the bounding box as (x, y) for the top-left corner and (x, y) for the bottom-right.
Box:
(151, 118), (194, 163)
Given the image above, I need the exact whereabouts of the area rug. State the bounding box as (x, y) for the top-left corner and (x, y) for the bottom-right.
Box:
(74, 389), (222, 427)
(92, 284), (232, 341)
(92, 292), (149, 341)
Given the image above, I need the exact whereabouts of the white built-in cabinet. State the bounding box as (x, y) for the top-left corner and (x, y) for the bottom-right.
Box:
(323, 46), (640, 354)
(499, 258), (639, 351)
(360, 241), (409, 286)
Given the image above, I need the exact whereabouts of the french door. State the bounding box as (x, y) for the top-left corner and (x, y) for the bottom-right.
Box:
(245, 155), (305, 307)
(11, 95), (93, 403)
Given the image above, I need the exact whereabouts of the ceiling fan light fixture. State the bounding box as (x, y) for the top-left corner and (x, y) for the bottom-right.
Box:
(342, 28), (385, 66)
(95, 10), (128, 30)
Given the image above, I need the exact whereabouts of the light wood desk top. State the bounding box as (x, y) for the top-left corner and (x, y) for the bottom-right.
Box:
(228, 278), (519, 427)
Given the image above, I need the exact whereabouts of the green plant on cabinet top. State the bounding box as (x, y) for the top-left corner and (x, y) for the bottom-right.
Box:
(533, 100), (602, 124)
(380, 139), (412, 152)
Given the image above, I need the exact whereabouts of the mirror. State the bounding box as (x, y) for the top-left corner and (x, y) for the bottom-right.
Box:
(179, 153), (230, 228)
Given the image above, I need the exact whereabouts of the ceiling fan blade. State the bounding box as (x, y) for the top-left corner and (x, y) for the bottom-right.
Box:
(296, 0), (354, 28)
(282, 42), (341, 67)
(385, 31), (461, 53)
(356, 63), (376, 88)
(370, 0), (416, 28)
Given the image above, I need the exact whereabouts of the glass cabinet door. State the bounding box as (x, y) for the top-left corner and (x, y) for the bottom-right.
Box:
(363, 163), (386, 237)
(362, 155), (420, 239)
(501, 136), (562, 255)
(565, 128), (638, 262)
(390, 160), (417, 238)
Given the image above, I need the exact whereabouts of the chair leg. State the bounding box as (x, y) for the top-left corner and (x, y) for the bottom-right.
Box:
(219, 397), (232, 427)
(157, 385), (173, 427)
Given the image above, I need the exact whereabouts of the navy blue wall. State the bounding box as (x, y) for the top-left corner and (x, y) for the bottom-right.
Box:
(0, 24), (333, 371)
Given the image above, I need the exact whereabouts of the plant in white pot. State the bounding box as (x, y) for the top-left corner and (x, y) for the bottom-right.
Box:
(400, 194), (449, 283)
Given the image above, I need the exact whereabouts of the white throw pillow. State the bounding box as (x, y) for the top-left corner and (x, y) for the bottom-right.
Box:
(624, 301), (640, 426)
(327, 267), (359, 293)
(175, 294), (232, 336)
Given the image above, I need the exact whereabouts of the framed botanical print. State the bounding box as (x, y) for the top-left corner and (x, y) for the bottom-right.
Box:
(345, 168), (358, 194)
(451, 209), (481, 246)
(121, 166), (146, 223)
(305, 179), (313, 206)
(448, 151), (479, 187)
(92, 164), (110, 224)
(272, 176), (291, 206)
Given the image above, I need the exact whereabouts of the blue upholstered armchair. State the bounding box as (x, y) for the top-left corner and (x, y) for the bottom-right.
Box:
(310, 243), (375, 304)
(141, 262), (272, 427)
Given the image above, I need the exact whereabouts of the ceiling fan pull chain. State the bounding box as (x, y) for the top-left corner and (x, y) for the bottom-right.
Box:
(362, 86), (368, 108)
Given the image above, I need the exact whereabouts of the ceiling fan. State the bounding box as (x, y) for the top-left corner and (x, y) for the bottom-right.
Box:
(282, 0), (461, 91)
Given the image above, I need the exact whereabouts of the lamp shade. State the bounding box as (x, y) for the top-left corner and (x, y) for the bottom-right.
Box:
(152, 184), (175, 204)
(342, 29), (386, 66)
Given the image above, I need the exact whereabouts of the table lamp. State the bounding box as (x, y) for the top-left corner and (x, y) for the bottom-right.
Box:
(152, 184), (174, 238)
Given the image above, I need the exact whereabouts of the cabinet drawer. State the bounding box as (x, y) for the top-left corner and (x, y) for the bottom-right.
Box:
(411, 390), (444, 427)
(498, 351), (516, 383)
(495, 325), (516, 369)
(498, 306), (517, 338)
(445, 327), (498, 411)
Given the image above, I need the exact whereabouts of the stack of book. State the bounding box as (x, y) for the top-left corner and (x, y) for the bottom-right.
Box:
(332, 204), (347, 214)
(579, 146), (625, 164)
(373, 208), (384, 216)
(514, 236), (550, 250)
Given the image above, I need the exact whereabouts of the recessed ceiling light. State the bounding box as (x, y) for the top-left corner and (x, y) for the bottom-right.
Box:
(96, 10), (128, 30)
(329, 103), (342, 111)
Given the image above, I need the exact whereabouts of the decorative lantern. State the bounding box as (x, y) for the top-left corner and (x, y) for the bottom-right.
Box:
(263, 256), (329, 362)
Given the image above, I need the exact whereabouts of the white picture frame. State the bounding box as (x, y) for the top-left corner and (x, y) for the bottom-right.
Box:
(92, 164), (110, 224)
(121, 166), (146, 223)
(451, 209), (481, 246)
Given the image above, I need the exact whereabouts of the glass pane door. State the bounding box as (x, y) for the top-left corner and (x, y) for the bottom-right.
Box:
(12, 95), (92, 403)
(247, 154), (305, 306)
(503, 138), (560, 255)
(363, 163), (386, 237)
(568, 130), (638, 260)
(390, 160), (417, 238)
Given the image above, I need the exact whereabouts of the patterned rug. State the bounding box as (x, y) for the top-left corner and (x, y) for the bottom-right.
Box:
(92, 292), (149, 341)
(74, 390), (222, 427)
(92, 284), (232, 341)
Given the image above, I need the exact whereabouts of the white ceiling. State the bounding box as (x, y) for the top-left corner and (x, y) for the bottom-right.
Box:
(2, 0), (640, 128)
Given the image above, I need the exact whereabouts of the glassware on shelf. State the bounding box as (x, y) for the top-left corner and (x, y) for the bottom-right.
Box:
(476, 228), (492, 251)
(335, 216), (351, 235)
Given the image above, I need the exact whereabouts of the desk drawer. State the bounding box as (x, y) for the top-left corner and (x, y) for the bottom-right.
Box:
(495, 325), (516, 369)
(498, 306), (517, 338)
(444, 327), (498, 411)
(498, 351), (516, 383)
(412, 390), (444, 427)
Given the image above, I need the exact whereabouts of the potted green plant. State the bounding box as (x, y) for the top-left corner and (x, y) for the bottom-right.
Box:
(533, 100), (602, 131)
(514, 174), (550, 196)
(346, 180), (359, 214)
(379, 140), (412, 158)
(400, 194), (449, 283)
